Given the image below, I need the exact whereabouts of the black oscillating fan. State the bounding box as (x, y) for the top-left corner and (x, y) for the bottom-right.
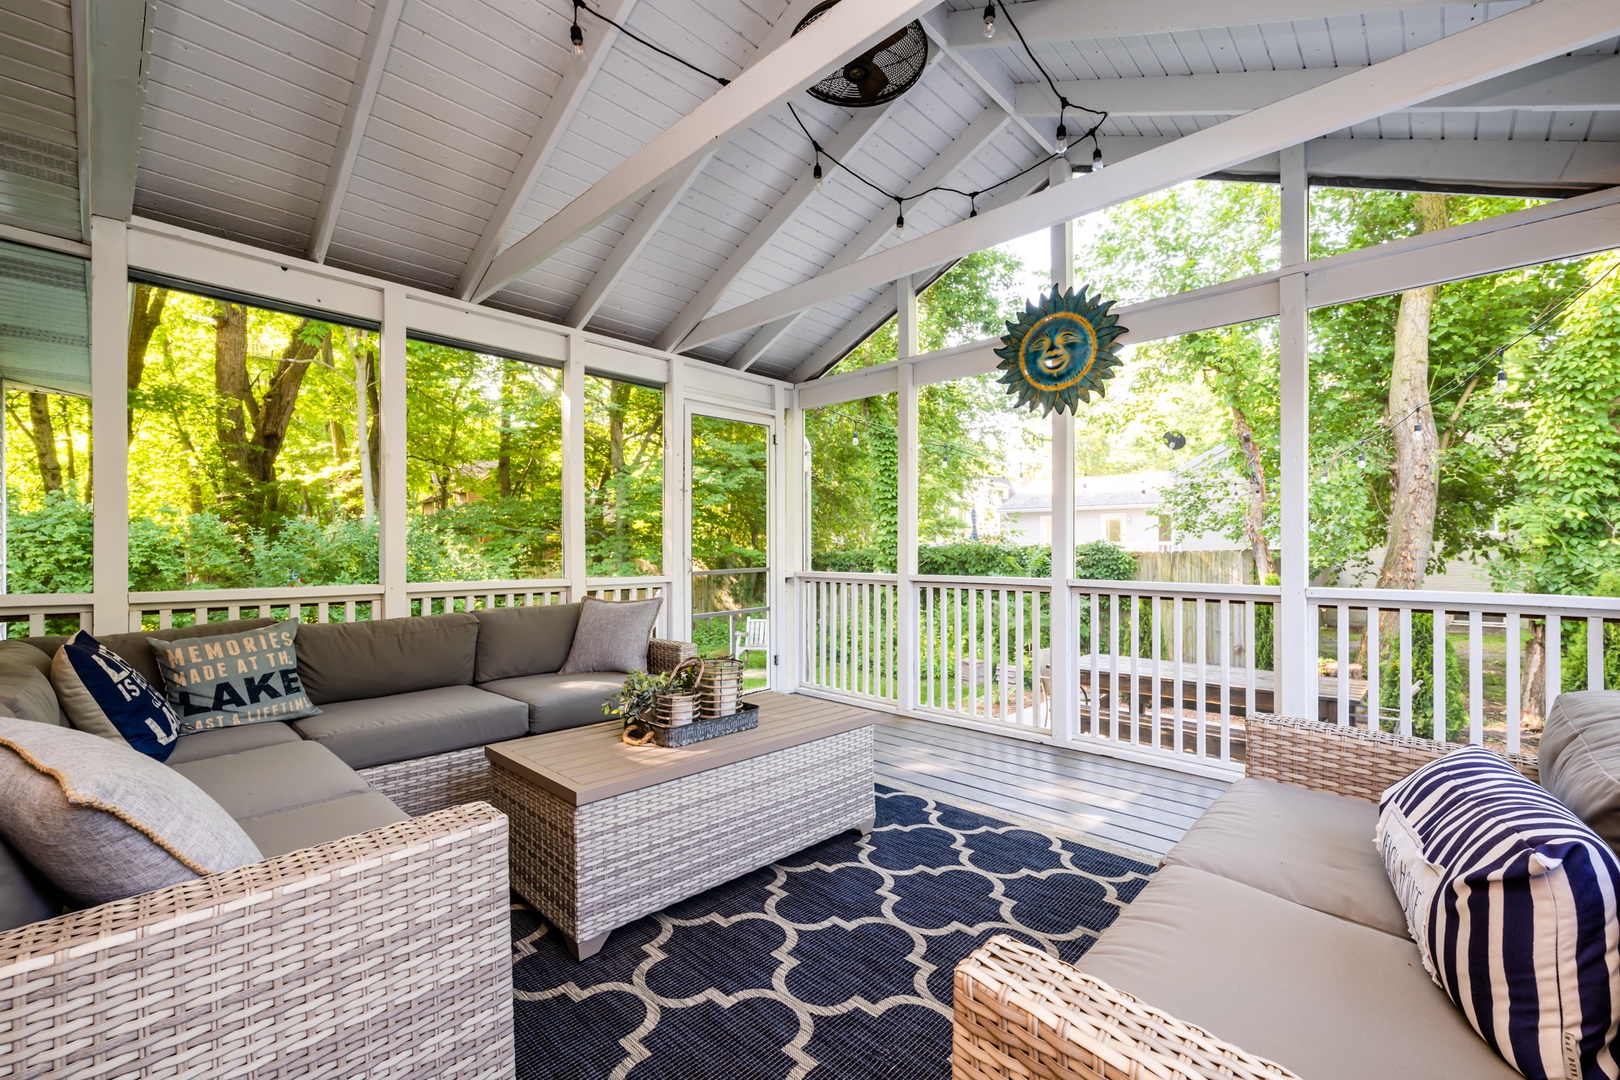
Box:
(794, 1), (928, 108)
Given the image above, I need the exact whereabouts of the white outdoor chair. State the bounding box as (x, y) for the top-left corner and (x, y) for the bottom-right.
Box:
(732, 617), (769, 660)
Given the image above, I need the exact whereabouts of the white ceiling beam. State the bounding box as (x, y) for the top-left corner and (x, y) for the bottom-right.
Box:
(722, 107), (1012, 368)
(685, 0), (1620, 350)
(455, 0), (643, 300)
(70, 0), (154, 232)
(1017, 55), (1620, 118)
(785, 163), (1050, 381)
(918, 8), (1049, 153)
(651, 106), (896, 352)
(470, 0), (942, 305)
(567, 154), (711, 328)
(308, 0), (406, 263)
(550, 0), (833, 327)
(948, 0), (1418, 52)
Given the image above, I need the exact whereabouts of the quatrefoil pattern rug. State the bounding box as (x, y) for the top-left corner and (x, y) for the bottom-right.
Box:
(509, 785), (1156, 1080)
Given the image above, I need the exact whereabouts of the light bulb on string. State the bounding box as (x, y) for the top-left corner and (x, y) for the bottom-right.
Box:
(895, 202), (906, 239)
(1357, 449), (1367, 469)
(1055, 121), (1068, 154)
(1413, 418), (1423, 436)
(570, 2), (585, 59)
(982, 3), (996, 38)
(1496, 368), (1508, 393)
(1091, 141), (1104, 171)
(813, 160), (823, 189)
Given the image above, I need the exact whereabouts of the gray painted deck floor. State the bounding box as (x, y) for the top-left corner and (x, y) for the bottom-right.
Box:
(873, 713), (1231, 859)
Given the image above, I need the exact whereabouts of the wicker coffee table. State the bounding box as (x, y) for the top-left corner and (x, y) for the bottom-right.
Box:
(486, 692), (875, 960)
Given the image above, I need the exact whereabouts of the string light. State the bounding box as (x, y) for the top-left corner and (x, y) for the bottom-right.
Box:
(1091, 138), (1105, 171)
(982, 3), (996, 38)
(1357, 450), (1367, 469)
(1496, 368), (1508, 392)
(570, 0), (586, 58)
(895, 201), (906, 239)
(813, 158), (823, 189)
(1055, 121), (1068, 154)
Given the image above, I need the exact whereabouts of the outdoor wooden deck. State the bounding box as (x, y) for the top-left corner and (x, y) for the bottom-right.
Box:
(872, 712), (1230, 859)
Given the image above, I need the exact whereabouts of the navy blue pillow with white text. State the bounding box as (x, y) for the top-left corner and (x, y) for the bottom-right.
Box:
(49, 631), (181, 761)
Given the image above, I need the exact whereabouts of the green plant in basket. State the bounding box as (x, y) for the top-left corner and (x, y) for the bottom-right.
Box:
(603, 665), (700, 727)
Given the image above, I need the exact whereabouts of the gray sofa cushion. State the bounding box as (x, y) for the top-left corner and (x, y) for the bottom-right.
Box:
(0, 718), (262, 907)
(23, 618), (277, 691)
(1540, 690), (1620, 848)
(296, 613), (479, 705)
(1080, 865), (1519, 1080)
(558, 596), (660, 675)
(479, 671), (625, 735)
(473, 603), (581, 682)
(0, 654), (62, 727)
(0, 639), (53, 680)
(240, 793), (410, 858)
(1162, 777), (1407, 937)
(165, 721), (303, 765)
(0, 836), (60, 932)
(169, 740), (372, 822)
(290, 685), (530, 770)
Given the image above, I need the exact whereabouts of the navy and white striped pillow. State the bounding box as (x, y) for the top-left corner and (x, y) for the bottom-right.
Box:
(1378, 745), (1620, 1080)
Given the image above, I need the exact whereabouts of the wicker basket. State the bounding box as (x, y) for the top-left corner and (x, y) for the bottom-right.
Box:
(698, 658), (745, 719)
(624, 702), (760, 748)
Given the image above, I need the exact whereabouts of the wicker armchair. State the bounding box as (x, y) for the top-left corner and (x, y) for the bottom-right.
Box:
(0, 803), (514, 1078)
(952, 715), (1535, 1080)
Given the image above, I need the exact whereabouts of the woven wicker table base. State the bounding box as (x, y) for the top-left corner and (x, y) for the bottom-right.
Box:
(491, 711), (875, 960)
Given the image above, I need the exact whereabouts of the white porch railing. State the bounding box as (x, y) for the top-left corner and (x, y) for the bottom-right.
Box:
(916, 575), (1051, 730)
(129, 586), (384, 632)
(799, 573), (900, 704)
(1310, 588), (1620, 755)
(0, 595), (95, 637)
(409, 580), (571, 616)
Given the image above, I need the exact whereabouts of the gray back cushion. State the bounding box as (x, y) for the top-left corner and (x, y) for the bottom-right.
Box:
(0, 650), (63, 727)
(20, 618), (277, 690)
(473, 603), (581, 682)
(1541, 690), (1620, 848)
(296, 613), (480, 705)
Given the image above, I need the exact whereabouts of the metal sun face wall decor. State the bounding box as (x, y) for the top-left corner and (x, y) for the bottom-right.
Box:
(995, 285), (1127, 415)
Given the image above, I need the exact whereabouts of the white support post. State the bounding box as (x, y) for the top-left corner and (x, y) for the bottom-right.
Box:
(782, 387), (807, 692)
(663, 357), (689, 640)
(88, 216), (128, 634)
(1047, 160), (1079, 740)
(1277, 143), (1313, 716)
(897, 359), (920, 712)
(377, 285), (409, 619)
(562, 334), (588, 603)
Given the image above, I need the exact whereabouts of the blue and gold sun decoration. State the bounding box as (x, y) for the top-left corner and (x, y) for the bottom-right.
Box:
(994, 285), (1126, 415)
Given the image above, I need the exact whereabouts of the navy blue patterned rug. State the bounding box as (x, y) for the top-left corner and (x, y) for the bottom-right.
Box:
(510, 785), (1156, 1080)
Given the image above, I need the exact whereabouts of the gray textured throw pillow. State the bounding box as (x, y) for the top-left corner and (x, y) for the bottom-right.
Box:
(148, 618), (320, 734)
(557, 596), (663, 675)
(0, 718), (262, 906)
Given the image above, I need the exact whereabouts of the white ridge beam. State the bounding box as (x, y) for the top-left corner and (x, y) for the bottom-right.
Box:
(70, 0), (154, 232)
(949, 0), (1418, 51)
(786, 164), (1049, 382)
(471, 0), (941, 305)
(723, 107), (1011, 368)
(552, 0), (830, 327)
(456, 0), (643, 300)
(919, 8), (1048, 153)
(1016, 56), (1620, 118)
(685, 0), (1620, 350)
(309, 0), (406, 263)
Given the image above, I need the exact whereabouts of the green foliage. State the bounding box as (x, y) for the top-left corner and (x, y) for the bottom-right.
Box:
(1379, 611), (1468, 741)
(918, 541), (1036, 577)
(1075, 541), (1138, 582)
(7, 489), (93, 593)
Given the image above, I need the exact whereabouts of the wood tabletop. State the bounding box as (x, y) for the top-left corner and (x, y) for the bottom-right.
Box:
(485, 691), (876, 806)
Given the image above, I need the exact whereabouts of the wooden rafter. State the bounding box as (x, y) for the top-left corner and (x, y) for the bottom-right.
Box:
(946, 0), (1419, 51)
(455, 0), (643, 301)
(917, 8), (1048, 155)
(469, 0), (943, 305)
(70, 0), (154, 233)
(722, 107), (1013, 369)
(308, 0), (406, 263)
(684, 0), (1620, 351)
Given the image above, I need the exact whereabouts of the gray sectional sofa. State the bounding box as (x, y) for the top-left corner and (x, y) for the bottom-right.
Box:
(0, 602), (688, 1078)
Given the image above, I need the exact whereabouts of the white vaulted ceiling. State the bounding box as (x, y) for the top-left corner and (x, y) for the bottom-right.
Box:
(1, 0), (1617, 382)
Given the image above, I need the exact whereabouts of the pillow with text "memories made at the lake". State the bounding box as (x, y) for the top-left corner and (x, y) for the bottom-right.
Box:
(148, 619), (320, 734)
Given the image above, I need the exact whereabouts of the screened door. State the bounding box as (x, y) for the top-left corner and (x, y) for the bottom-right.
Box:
(688, 413), (770, 689)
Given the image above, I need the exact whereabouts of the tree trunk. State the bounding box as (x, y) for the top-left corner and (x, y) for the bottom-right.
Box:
(1374, 193), (1448, 592)
(609, 380), (631, 559)
(127, 284), (168, 441)
(1522, 619), (1548, 727)
(213, 304), (319, 528)
(1229, 407), (1274, 580)
(497, 364), (513, 499)
(57, 397), (76, 493)
(24, 393), (63, 494)
(364, 347), (382, 515)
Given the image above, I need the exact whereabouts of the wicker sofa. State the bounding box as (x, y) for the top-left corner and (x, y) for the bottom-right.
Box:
(952, 715), (1545, 1080)
(0, 603), (690, 1077)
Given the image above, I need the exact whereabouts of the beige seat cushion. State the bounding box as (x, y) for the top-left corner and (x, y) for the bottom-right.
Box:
(1162, 777), (1408, 937)
(1080, 865), (1519, 1080)
(165, 721), (303, 765)
(289, 685), (529, 770)
(240, 793), (409, 858)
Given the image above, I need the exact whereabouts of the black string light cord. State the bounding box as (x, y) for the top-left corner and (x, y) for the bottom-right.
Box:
(567, 0), (1109, 232)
